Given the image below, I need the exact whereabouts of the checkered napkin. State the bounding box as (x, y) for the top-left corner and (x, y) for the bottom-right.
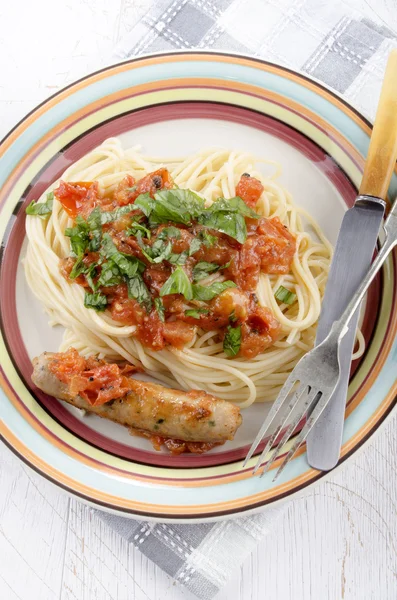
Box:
(98, 2), (397, 599)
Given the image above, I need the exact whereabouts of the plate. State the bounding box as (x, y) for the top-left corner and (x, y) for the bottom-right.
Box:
(1, 51), (396, 521)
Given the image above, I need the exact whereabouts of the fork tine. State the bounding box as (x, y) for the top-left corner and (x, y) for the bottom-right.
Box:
(259, 386), (320, 478)
(272, 387), (336, 481)
(242, 375), (300, 468)
(253, 381), (309, 475)
(251, 379), (307, 474)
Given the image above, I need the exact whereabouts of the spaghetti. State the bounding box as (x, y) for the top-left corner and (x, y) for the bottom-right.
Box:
(25, 137), (354, 408)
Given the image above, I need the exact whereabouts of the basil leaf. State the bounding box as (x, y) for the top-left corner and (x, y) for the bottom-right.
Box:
(223, 325), (242, 357)
(133, 193), (155, 218)
(154, 189), (205, 223)
(135, 232), (155, 263)
(65, 217), (90, 256)
(197, 197), (260, 243)
(25, 193), (54, 218)
(87, 207), (102, 251)
(136, 233), (185, 265)
(127, 222), (151, 238)
(275, 285), (297, 305)
(189, 238), (202, 256)
(85, 264), (99, 291)
(157, 226), (181, 240)
(199, 230), (217, 247)
(198, 210), (247, 243)
(192, 261), (221, 282)
(135, 189), (205, 227)
(101, 233), (145, 277)
(192, 280), (236, 301)
(150, 192), (191, 226)
(97, 260), (123, 287)
(210, 197), (260, 219)
(154, 297), (165, 322)
(153, 241), (173, 264)
(160, 266), (193, 300)
(84, 291), (107, 312)
(168, 251), (188, 265)
(100, 203), (136, 224)
(69, 257), (86, 279)
(126, 275), (152, 311)
(184, 308), (209, 319)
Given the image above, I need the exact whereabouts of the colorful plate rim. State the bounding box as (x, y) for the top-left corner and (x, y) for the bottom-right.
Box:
(0, 50), (396, 521)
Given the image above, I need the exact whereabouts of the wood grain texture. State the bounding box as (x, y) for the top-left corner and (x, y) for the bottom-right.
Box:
(1, 414), (397, 600)
(1, 0), (397, 598)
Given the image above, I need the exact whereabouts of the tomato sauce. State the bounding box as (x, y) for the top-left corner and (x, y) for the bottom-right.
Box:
(58, 171), (296, 358)
(48, 348), (138, 406)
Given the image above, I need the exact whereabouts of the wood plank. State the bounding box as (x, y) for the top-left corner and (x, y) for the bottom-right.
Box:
(0, 444), (69, 600)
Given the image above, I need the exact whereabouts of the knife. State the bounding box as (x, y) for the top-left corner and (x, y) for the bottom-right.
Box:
(307, 49), (397, 471)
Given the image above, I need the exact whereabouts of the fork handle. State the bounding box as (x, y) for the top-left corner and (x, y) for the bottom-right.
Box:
(332, 201), (397, 341)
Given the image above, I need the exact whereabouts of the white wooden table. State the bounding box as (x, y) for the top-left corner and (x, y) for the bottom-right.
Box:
(1, 2), (397, 598)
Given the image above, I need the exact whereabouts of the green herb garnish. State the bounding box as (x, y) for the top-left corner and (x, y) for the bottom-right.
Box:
(223, 325), (242, 357)
(100, 203), (136, 224)
(126, 275), (152, 312)
(189, 238), (202, 256)
(69, 257), (85, 279)
(168, 251), (188, 265)
(192, 280), (236, 301)
(97, 260), (123, 287)
(184, 308), (209, 319)
(87, 207), (102, 251)
(199, 230), (217, 247)
(134, 189), (205, 227)
(25, 192), (54, 218)
(198, 196), (260, 243)
(126, 222), (151, 239)
(160, 266), (193, 300)
(84, 291), (107, 312)
(157, 226), (181, 240)
(192, 261), (221, 282)
(275, 285), (297, 305)
(65, 216), (90, 256)
(101, 233), (145, 278)
(154, 297), (165, 322)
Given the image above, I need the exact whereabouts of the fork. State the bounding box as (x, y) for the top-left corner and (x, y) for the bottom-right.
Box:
(243, 198), (397, 481)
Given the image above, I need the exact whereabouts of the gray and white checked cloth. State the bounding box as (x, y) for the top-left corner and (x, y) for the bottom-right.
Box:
(97, 2), (397, 599)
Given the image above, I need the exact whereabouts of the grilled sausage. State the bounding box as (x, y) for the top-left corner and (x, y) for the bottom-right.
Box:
(31, 352), (242, 444)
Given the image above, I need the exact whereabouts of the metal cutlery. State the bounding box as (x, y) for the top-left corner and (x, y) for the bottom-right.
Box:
(243, 197), (397, 480)
(307, 49), (397, 470)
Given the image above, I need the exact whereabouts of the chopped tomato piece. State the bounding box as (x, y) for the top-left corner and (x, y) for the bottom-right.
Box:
(109, 291), (146, 325)
(256, 217), (296, 274)
(231, 236), (262, 291)
(112, 175), (136, 207)
(239, 305), (281, 358)
(130, 168), (173, 200)
(162, 321), (196, 348)
(131, 430), (220, 454)
(48, 347), (138, 406)
(143, 264), (171, 294)
(236, 174), (264, 208)
(59, 252), (99, 288)
(138, 310), (165, 351)
(47, 348), (86, 383)
(54, 181), (99, 218)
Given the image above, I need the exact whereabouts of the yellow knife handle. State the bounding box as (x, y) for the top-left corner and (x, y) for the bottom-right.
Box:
(359, 49), (397, 201)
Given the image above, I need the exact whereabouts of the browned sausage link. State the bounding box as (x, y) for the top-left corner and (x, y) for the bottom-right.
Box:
(31, 353), (242, 443)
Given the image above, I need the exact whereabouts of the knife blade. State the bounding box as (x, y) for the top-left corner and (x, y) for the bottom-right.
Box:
(306, 198), (385, 471)
(307, 49), (397, 471)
